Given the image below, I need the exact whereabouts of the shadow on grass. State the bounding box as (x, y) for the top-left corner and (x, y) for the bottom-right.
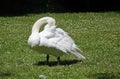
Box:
(90, 72), (120, 79)
(0, 71), (11, 77)
(34, 59), (82, 66)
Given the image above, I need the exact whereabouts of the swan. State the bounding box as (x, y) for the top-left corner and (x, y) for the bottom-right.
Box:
(28, 17), (85, 64)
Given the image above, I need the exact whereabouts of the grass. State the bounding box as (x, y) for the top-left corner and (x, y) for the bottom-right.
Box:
(0, 12), (120, 79)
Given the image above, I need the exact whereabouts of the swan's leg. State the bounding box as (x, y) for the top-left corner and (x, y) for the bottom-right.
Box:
(46, 54), (49, 65)
(57, 56), (60, 65)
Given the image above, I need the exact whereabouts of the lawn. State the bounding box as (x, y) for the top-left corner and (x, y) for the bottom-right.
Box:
(0, 12), (120, 79)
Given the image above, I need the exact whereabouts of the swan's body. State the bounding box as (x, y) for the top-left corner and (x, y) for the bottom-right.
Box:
(28, 17), (85, 64)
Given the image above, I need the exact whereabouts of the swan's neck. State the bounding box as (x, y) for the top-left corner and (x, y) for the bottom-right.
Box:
(32, 17), (56, 33)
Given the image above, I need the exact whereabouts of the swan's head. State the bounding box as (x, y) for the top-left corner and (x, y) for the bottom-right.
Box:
(28, 32), (40, 47)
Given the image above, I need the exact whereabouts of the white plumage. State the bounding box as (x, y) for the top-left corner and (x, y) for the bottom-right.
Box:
(28, 17), (85, 64)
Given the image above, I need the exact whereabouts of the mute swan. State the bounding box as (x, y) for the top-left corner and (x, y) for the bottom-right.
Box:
(28, 17), (85, 64)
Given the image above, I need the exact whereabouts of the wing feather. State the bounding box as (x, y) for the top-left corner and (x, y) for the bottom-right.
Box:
(40, 25), (85, 59)
(48, 28), (85, 59)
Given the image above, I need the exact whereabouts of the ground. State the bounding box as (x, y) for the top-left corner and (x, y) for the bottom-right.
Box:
(0, 12), (120, 79)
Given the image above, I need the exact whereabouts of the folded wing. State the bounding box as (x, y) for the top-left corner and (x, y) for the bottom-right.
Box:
(48, 28), (85, 59)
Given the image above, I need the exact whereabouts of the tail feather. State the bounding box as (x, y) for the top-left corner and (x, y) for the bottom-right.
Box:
(70, 50), (85, 59)
(72, 44), (83, 52)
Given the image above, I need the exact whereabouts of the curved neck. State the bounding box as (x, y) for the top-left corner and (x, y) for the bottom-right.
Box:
(32, 17), (56, 33)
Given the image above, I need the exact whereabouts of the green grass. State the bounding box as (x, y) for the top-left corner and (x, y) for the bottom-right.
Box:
(0, 12), (120, 79)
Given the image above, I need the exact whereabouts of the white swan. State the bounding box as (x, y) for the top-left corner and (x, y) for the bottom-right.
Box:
(28, 17), (85, 64)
